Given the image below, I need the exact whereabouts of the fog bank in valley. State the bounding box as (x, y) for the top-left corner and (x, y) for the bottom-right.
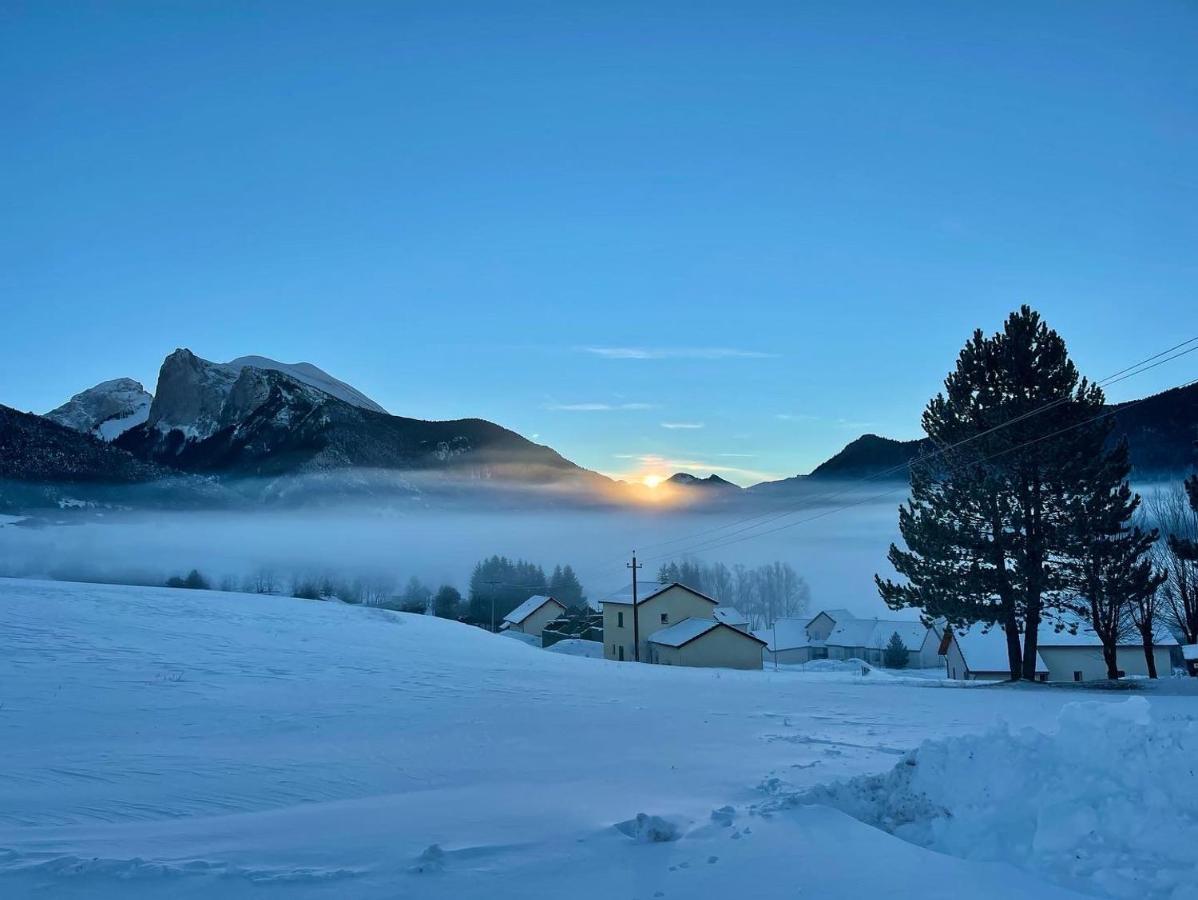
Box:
(0, 484), (911, 619)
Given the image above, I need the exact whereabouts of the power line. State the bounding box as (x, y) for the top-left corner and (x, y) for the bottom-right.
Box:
(634, 374), (1198, 566)
(606, 337), (1198, 566)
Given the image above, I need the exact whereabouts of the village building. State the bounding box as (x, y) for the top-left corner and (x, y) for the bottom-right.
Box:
(754, 609), (939, 668)
(647, 618), (767, 669)
(600, 581), (719, 662)
(501, 595), (566, 636)
(941, 622), (1177, 682)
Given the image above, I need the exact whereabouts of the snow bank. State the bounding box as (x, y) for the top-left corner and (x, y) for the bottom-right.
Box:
(799, 697), (1198, 900)
(796, 658), (875, 674)
(546, 638), (603, 658)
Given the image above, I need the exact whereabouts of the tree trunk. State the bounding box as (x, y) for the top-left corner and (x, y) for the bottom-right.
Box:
(1004, 613), (1023, 681)
(1021, 600), (1041, 681)
(1141, 628), (1159, 679)
(1102, 642), (1120, 680)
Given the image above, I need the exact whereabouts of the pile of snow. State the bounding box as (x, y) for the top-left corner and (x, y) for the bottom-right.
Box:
(546, 638), (603, 658)
(797, 658), (873, 674)
(498, 628), (541, 647)
(614, 813), (682, 843)
(799, 697), (1198, 900)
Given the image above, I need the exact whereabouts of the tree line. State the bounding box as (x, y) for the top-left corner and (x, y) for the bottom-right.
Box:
(162, 556), (590, 630)
(878, 306), (1198, 680)
(655, 559), (810, 629)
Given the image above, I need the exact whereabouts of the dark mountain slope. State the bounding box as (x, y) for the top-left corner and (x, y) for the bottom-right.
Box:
(0, 404), (162, 483)
(117, 368), (598, 486)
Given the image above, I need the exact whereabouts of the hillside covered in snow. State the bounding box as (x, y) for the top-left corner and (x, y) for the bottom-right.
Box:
(2, 578), (1196, 899)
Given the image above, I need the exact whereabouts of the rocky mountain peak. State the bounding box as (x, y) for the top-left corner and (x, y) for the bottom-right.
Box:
(46, 377), (152, 441)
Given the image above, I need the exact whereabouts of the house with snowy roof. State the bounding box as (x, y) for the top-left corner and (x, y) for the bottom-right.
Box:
(501, 595), (566, 636)
(599, 581), (763, 667)
(648, 617), (767, 670)
(941, 621), (1177, 682)
(754, 609), (940, 668)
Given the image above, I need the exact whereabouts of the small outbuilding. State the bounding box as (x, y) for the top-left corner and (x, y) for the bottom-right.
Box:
(648, 617), (767, 670)
(941, 624), (1048, 681)
(502, 595), (567, 635)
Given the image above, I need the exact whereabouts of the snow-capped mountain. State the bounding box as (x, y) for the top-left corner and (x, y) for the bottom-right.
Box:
(45, 378), (152, 441)
(141, 349), (387, 441)
(225, 356), (386, 414)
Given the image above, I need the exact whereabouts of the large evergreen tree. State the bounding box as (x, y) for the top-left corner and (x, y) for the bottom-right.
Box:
(548, 564), (587, 609)
(878, 306), (1113, 680)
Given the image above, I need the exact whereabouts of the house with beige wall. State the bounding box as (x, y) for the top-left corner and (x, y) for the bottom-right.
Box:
(502, 595), (566, 636)
(648, 618), (766, 670)
(600, 581), (719, 663)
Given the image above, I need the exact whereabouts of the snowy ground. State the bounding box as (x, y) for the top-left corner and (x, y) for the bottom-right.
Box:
(1, 578), (1195, 899)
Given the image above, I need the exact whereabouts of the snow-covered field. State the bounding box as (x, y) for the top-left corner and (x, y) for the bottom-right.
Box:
(1, 578), (1195, 899)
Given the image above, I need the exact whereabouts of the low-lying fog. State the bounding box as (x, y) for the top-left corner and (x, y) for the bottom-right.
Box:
(0, 482), (911, 620)
(4, 479), (1188, 621)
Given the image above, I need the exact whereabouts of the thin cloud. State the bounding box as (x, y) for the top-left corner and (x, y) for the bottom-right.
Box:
(609, 452), (779, 484)
(544, 402), (656, 412)
(581, 346), (778, 360)
(775, 413), (820, 422)
(660, 421), (704, 430)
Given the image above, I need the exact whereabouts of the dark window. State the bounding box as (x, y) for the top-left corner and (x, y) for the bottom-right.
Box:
(618, 645), (625, 661)
(617, 611), (624, 628)
(660, 613), (669, 625)
(1074, 671), (1083, 682)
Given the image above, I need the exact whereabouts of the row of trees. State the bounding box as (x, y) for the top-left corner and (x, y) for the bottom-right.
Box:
(655, 559), (810, 629)
(878, 306), (1196, 680)
(467, 556), (587, 628)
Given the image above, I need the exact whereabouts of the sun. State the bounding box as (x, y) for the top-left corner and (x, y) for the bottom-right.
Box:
(642, 474), (664, 489)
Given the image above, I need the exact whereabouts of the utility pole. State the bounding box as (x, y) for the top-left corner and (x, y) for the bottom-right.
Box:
(627, 553), (642, 661)
(773, 620), (778, 672)
(485, 579), (501, 633)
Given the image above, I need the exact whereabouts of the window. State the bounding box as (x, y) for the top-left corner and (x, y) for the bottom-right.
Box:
(618, 645), (624, 661)
(1074, 671), (1083, 682)
(660, 613), (669, 625)
(617, 611), (624, 628)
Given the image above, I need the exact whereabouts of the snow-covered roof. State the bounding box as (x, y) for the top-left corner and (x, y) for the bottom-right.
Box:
(599, 581), (717, 606)
(951, 624), (1048, 674)
(713, 607), (749, 629)
(812, 608), (854, 624)
(827, 619), (929, 651)
(503, 595), (564, 625)
(649, 617), (766, 649)
(754, 617), (814, 651)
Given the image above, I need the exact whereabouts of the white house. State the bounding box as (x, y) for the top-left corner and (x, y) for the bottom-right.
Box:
(502, 595), (567, 636)
(648, 618), (767, 670)
(941, 622), (1177, 682)
(754, 609), (937, 668)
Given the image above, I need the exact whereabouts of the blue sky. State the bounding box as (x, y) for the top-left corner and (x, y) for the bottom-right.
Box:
(3, 1), (1197, 485)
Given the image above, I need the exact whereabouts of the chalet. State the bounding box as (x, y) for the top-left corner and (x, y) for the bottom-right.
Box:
(648, 618), (767, 670)
(501, 595), (567, 636)
(601, 581), (719, 662)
